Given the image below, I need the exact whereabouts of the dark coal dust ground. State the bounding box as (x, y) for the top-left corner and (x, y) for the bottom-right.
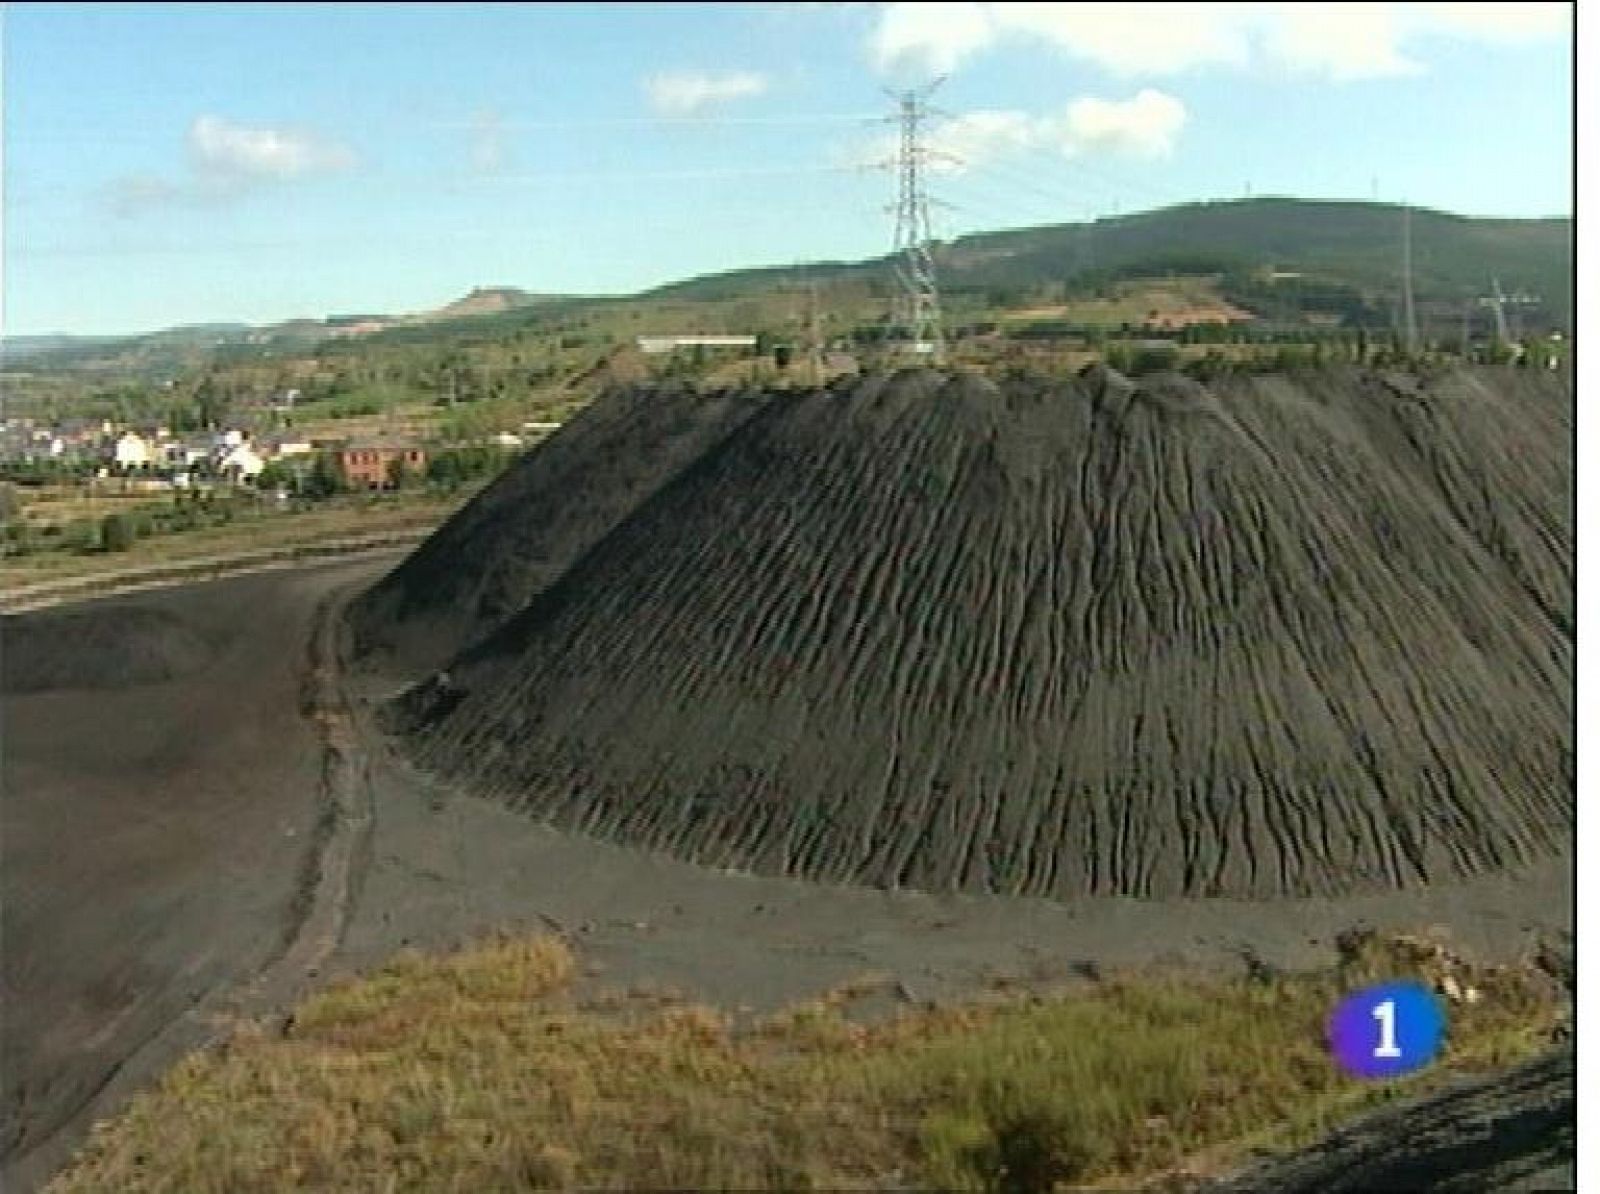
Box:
(384, 367), (1571, 903)
(4, 365), (1574, 1191)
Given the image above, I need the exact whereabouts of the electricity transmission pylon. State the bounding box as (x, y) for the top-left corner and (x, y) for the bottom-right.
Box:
(886, 80), (946, 361)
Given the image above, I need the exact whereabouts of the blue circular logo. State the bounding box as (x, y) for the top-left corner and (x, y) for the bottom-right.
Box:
(1327, 980), (1446, 1080)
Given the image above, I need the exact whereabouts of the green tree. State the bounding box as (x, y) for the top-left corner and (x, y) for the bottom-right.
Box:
(305, 452), (346, 499)
(194, 375), (228, 429)
(386, 456), (418, 490)
(256, 461), (297, 493)
(426, 450), (466, 491)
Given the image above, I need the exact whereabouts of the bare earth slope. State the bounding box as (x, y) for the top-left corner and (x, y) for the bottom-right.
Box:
(345, 380), (776, 674)
(389, 365), (1572, 900)
(1208, 1045), (1574, 1192)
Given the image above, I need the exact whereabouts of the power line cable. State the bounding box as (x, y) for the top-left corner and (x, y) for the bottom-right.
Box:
(428, 112), (881, 131)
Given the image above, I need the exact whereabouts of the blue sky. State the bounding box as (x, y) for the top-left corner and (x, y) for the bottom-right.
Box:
(3, 2), (1575, 337)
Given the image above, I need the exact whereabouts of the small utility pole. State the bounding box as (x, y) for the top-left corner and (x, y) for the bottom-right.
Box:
(1400, 204), (1418, 355)
(807, 276), (823, 384)
(1487, 277), (1510, 347)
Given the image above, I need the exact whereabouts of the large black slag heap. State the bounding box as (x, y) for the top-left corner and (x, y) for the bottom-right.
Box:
(359, 366), (1573, 900)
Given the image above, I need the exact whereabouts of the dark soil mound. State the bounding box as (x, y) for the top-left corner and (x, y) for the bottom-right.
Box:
(389, 366), (1572, 899)
(345, 380), (776, 674)
(1207, 1045), (1573, 1192)
(2, 603), (220, 694)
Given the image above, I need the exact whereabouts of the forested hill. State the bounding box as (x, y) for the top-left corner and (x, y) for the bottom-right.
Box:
(654, 198), (1572, 328)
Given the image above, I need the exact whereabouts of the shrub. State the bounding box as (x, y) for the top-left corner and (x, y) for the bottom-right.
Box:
(1128, 344), (1181, 375)
(2, 520), (35, 557)
(100, 513), (135, 552)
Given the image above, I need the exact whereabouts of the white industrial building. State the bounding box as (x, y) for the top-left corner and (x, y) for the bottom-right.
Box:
(636, 334), (757, 355)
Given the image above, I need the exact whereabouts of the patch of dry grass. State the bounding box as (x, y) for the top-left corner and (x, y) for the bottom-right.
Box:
(48, 931), (1565, 1193)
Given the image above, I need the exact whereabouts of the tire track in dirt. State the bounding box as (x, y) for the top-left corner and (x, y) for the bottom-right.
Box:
(251, 583), (375, 996)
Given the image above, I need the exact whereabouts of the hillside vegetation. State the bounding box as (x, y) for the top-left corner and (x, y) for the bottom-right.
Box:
(652, 198), (1571, 328)
(47, 931), (1566, 1193)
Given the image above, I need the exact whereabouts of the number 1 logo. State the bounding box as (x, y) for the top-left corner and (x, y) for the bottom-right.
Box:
(1329, 981), (1445, 1079)
(1371, 998), (1401, 1058)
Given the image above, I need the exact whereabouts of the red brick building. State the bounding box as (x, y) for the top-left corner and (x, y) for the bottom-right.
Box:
(340, 437), (426, 489)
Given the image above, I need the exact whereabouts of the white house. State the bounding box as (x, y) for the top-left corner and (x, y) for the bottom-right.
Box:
(266, 434), (314, 460)
(113, 431), (152, 469)
(219, 441), (265, 481)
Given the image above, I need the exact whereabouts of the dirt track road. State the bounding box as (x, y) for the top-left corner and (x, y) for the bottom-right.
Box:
(0, 552), (400, 1192)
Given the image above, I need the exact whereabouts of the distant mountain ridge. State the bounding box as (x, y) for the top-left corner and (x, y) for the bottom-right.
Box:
(1, 289), (570, 375)
(655, 198), (1571, 326)
(425, 287), (551, 322)
(4, 198), (1570, 374)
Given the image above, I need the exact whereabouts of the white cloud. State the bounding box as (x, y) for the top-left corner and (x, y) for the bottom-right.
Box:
(933, 109), (1042, 165)
(928, 90), (1189, 168)
(1407, 2), (1570, 42)
(865, 1), (1567, 80)
(188, 115), (354, 182)
(1264, 3), (1420, 80)
(103, 115), (354, 217)
(990, 3), (1251, 76)
(644, 70), (770, 116)
(1057, 89), (1189, 156)
(870, 1), (995, 74)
